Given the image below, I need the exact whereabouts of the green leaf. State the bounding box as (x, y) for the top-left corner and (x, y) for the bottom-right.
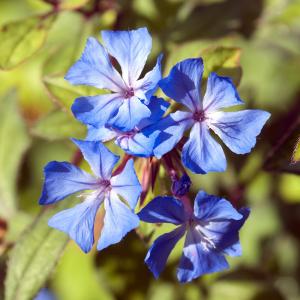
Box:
(31, 110), (86, 141)
(0, 14), (55, 70)
(59, 0), (90, 10)
(0, 91), (30, 219)
(5, 202), (71, 300)
(201, 46), (242, 85)
(292, 137), (300, 163)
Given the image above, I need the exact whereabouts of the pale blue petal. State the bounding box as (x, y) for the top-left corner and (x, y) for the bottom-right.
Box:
(48, 197), (102, 253)
(102, 28), (152, 86)
(159, 58), (203, 111)
(97, 193), (139, 250)
(203, 72), (243, 112)
(138, 196), (187, 225)
(65, 37), (125, 92)
(71, 94), (123, 128)
(108, 96), (151, 131)
(145, 225), (186, 278)
(110, 159), (142, 209)
(134, 54), (163, 102)
(72, 139), (119, 179)
(86, 125), (117, 142)
(153, 111), (194, 158)
(182, 122), (226, 174)
(194, 190), (242, 221)
(209, 110), (271, 154)
(39, 161), (98, 205)
(177, 229), (229, 283)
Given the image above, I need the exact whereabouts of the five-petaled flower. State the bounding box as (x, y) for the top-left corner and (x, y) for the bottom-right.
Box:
(86, 97), (169, 157)
(138, 190), (250, 283)
(152, 58), (271, 174)
(39, 139), (142, 253)
(65, 27), (162, 132)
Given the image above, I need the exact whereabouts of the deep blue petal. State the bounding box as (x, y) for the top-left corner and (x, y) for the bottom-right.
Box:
(182, 122), (226, 174)
(48, 196), (102, 253)
(177, 229), (229, 283)
(137, 96), (170, 129)
(108, 96), (151, 131)
(194, 190), (242, 221)
(159, 58), (203, 111)
(110, 159), (142, 209)
(145, 225), (186, 278)
(209, 109), (271, 154)
(135, 54), (163, 102)
(97, 193), (139, 250)
(153, 111), (193, 158)
(203, 72), (243, 112)
(71, 94), (123, 128)
(101, 28), (152, 86)
(199, 207), (250, 257)
(39, 161), (98, 205)
(138, 196), (187, 225)
(72, 139), (119, 179)
(65, 37), (125, 92)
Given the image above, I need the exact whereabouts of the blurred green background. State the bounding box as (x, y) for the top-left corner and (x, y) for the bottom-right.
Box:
(0, 0), (300, 299)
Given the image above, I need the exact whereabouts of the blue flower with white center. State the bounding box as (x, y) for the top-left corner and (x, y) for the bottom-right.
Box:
(138, 190), (250, 283)
(153, 58), (271, 173)
(39, 139), (142, 253)
(65, 27), (162, 132)
(85, 97), (169, 157)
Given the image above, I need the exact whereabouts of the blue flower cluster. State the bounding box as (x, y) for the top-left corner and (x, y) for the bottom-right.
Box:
(39, 27), (270, 283)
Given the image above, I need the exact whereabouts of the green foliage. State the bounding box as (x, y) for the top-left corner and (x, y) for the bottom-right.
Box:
(0, 14), (55, 70)
(0, 91), (30, 219)
(31, 110), (86, 141)
(5, 201), (70, 300)
(292, 138), (300, 163)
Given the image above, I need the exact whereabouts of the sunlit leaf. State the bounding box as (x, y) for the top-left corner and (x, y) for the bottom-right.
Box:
(4, 201), (72, 300)
(31, 110), (86, 141)
(292, 137), (300, 163)
(0, 14), (56, 70)
(0, 91), (31, 219)
(59, 0), (90, 10)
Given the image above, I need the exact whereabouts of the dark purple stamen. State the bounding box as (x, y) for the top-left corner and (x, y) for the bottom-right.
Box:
(124, 87), (134, 99)
(193, 110), (206, 122)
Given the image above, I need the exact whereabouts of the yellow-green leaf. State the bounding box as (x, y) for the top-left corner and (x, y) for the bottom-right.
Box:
(292, 137), (300, 163)
(0, 15), (55, 70)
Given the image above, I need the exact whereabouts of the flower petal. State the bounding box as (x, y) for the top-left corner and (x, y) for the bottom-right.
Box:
(194, 190), (242, 221)
(108, 96), (151, 131)
(177, 229), (229, 283)
(134, 54), (163, 103)
(39, 161), (98, 205)
(153, 111), (194, 158)
(137, 96), (170, 129)
(208, 109), (271, 154)
(182, 122), (226, 174)
(110, 159), (142, 209)
(203, 72), (243, 112)
(200, 207), (250, 257)
(138, 196), (187, 225)
(159, 58), (203, 111)
(72, 139), (119, 179)
(48, 197), (102, 253)
(145, 225), (186, 279)
(86, 125), (117, 142)
(101, 28), (152, 86)
(71, 94), (123, 128)
(65, 37), (124, 92)
(97, 193), (139, 251)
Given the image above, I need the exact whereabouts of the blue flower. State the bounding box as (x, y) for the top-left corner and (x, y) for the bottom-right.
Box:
(85, 97), (169, 157)
(138, 190), (250, 283)
(39, 139), (142, 253)
(65, 27), (162, 132)
(153, 58), (270, 173)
